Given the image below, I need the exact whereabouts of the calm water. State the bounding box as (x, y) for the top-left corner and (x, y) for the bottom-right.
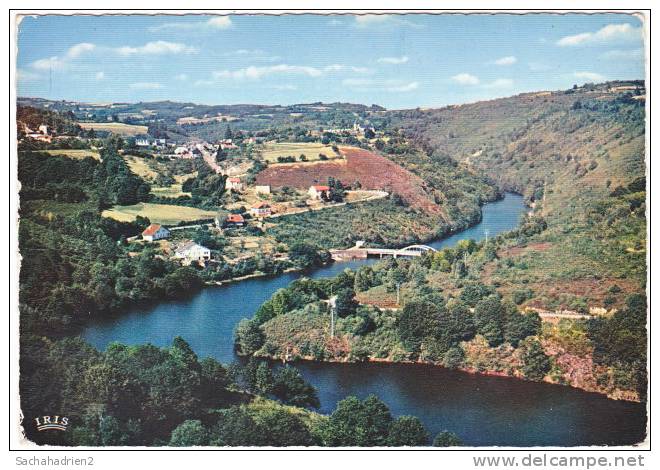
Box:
(81, 194), (647, 446)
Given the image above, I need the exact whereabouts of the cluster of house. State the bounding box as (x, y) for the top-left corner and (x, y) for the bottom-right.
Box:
(140, 223), (211, 265)
(167, 142), (215, 159)
(21, 124), (53, 143)
(135, 138), (172, 148)
(311, 121), (376, 138)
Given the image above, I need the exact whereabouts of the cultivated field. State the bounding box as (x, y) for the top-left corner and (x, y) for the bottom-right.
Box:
(256, 147), (441, 214)
(102, 203), (216, 225)
(259, 142), (341, 163)
(78, 122), (148, 136)
(44, 149), (101, 160)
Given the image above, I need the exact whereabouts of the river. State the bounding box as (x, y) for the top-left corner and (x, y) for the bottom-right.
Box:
(81, 193), (647, 446)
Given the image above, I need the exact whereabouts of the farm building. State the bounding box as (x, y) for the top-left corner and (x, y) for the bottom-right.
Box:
(223, 213), (246, 228)
(22, 123), (52, 143)
(250, 201), (272, 218)
(174, 241), (211, 264)
(142, 223), (170, 242)
(308, 185), (330, 200)
(225, 177), (244, 191)
(219, 139), (238, 150)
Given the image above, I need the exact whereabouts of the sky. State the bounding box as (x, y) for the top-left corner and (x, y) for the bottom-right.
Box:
(16, 13), (645, 109)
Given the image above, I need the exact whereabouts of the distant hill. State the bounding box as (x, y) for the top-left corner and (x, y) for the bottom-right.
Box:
(390, 79), (646, 298)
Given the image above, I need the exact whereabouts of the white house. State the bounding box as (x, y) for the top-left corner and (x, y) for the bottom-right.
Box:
(141, 223), (170, 242)
(174, 241), (211, 264)
(308, 185), (330, 200)
(135, 138), (151, 147)
(255, 185), (271, 195)
(250, 201), (272, 218)
(225, 177), (244, 191)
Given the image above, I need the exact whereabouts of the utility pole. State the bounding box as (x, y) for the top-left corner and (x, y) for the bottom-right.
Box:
(329, 285), (336, 338)
(396, 282), (401, 306)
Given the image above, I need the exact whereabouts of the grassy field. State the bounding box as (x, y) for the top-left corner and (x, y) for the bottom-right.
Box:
(259, 142), (341, 163)
(151, 184), (191, 198)
(44, 149), (101, 160)
(78, 122), (148, 136)
(102, 203), (217, 225)
(123, 155), (158, 180)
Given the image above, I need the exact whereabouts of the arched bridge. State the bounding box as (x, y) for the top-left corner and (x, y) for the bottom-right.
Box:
(330, 243), (437, 261)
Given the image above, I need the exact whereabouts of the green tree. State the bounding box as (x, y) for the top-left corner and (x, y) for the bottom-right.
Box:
(433, 431), (463, 447)
(256, 408), (315, 447)
(505, 310), (541, 347)
(460, 282), (495, 307)
(334, 288), (358, 318)
(354, 266), (376, 292)
(254, 361), (274, 396)
(397, 299), (443, 352)
(320, 395), (393, 446)
(209, 407), (262, 446)
(387, 416), (429, 446)
(474, 295), (505, 346)
(234, 319), (265, 356)
(521, 339), (551, 381)
(272, 366), (320, 409)
(169, 420), (208, 447)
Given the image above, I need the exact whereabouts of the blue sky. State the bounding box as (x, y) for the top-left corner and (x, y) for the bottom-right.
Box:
(16, 13), (645, 109)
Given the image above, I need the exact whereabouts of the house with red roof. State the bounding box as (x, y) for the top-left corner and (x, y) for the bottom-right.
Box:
(308, 185), (330, 200)
(225, 177), (244, 192)
(223, 213), (246, 228)
(250, 201), (272, 218)
(141, 223), (170, 242)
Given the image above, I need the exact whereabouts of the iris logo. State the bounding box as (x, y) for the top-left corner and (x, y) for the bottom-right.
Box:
(34, 415), (69, 432)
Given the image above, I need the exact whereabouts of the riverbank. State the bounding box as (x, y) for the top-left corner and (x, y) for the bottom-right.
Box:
(79, 193), (647, 446)
(255, 348), (641, 403)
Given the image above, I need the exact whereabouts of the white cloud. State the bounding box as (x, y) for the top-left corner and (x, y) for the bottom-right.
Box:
(451, 73), (480, 85)
(148, 16), (232, 32)
(572, 71), (606, 82)
(600, 48), (643, 60)
(386, 81), (418, 92)
(174, 73), (188, 81)
(323, 64), (371, 74)
(354, 14), (421, 29)
(221, 49), (281, 62)
(557, 23), (643, 47)
(95, 71), (105, 80)
(117, 41), (197, 56)
(342, 78), (419, 93)
(129, 82), (164, 90)
(483, 78), (514, 88)
(31, 56), (66, 70)
(214, 64), (322, 80)
(209, 63), (371, 81)
(17, 68), (40, 81)
(67, 42), (96, 58)
(30, 42), (96, 70)
(377, 56), (409, 65)
(206, 17), (232, 29)
(493, 56), (517, 66)
(270, 84), (298, 91)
